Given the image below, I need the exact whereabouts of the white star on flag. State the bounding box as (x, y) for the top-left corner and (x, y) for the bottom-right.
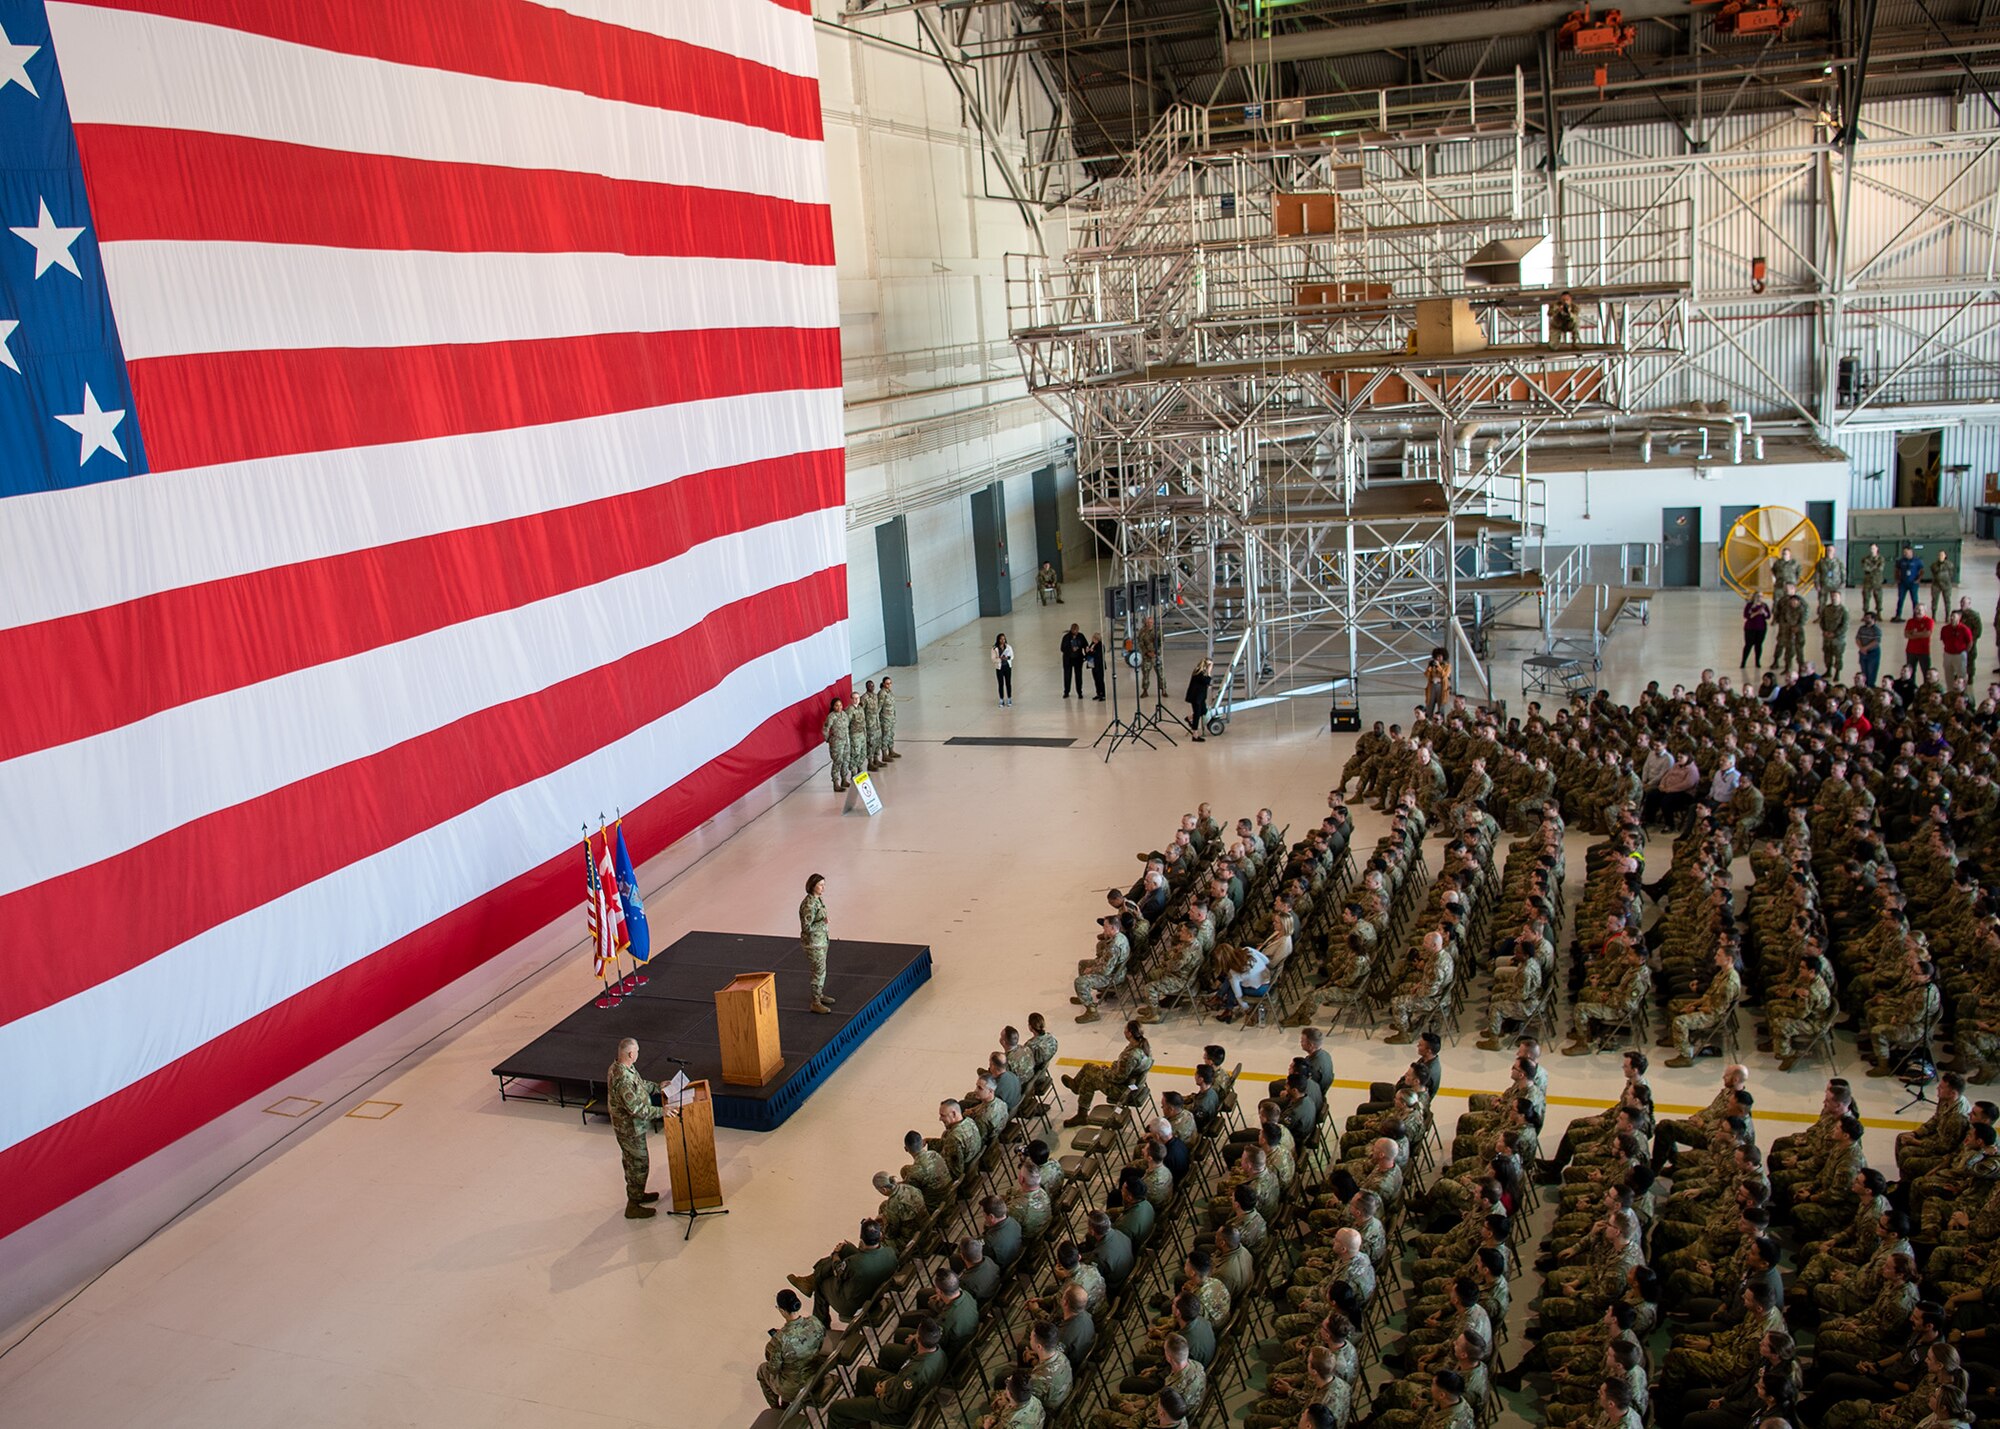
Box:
(0, 318), (19, 374)
(54, 384), (128, 466)
(11, 198), (85, 279)
(0, 23), (40, 98)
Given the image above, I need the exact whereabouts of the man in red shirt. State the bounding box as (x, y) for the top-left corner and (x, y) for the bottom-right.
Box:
(1904, 607), (1936, 678)
(1939, 611), (1973, 689)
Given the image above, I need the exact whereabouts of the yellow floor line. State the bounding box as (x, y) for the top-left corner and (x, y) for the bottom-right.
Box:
(1051, 1056), (1922, 1130)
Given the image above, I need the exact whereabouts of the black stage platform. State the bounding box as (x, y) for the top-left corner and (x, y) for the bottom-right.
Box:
(492, 931), (932, 1133)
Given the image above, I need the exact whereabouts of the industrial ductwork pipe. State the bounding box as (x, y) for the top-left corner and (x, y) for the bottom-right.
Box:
(1223, 0), (1691, 67)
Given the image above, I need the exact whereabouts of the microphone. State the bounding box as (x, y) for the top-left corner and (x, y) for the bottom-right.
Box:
(662, 1055), (691, 1065)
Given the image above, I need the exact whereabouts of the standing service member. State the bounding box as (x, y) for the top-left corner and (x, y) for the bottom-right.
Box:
(803, 873), (833, 1015)
(609, 1037), (663, 1219)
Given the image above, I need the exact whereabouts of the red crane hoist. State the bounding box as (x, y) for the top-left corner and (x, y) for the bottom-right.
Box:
(1714, 0), (1800, 36)
(1558, 6), (1638, 55)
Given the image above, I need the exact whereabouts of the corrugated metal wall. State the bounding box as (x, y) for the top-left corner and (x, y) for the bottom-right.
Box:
(1543, 96), (2000, 530)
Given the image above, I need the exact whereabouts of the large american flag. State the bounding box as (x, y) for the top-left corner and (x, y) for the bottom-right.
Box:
(0, 0), (847, 1238)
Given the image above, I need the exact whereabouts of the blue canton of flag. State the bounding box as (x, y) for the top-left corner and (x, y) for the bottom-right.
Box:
(1, 0), (147, 497)
(612, 822), (651, 965)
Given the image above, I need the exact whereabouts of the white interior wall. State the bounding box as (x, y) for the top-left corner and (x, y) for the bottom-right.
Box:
(1534, 460), (1851, 548)
(815, 9), (1079, 677)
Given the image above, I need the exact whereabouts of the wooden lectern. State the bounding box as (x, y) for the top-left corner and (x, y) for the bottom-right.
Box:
(664, 1080), (724, 1212)
(716, 971), (783, 1086)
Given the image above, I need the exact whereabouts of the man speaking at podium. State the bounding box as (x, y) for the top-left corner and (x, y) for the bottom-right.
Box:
(609, 1037), (664, 1220)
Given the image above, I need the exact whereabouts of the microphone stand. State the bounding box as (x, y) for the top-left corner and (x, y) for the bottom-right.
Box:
(1093, 601), (1155, 762)
(1894, 999), (1940, 1115)
(660, 1056), (728, 1239)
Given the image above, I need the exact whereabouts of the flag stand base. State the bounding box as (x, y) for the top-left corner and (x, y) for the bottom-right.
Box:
(619, 972), (649, 991)
(595, 991), (624, 1008)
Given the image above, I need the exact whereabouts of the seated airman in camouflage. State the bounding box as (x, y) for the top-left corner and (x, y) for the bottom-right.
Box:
(1764, 952), (1835, 1070)
(901, 1127), (954, 1209)
(1061, 1021), (1153, 1126)
(1074, 914), (1131, 1024)
(1478, 939), (1544, 1049)
(875, 1168), (928, 1252)
(757, 1289), (828, 1409)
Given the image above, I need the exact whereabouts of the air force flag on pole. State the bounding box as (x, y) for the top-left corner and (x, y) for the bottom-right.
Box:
(612, 822), (650, 965)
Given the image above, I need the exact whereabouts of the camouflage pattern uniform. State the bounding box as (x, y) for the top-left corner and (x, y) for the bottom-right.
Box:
(846, 701), (867, 781)
(1669, 964), (1742, 1059)
(1929, 550), (1956, 615)
(861, 686), (884, 771)
(801, 892), (830, 1001)
(608, 1057), (662, 1206)
(878, 683), (900, 760)
(1767, 969), (1833, 1065)
(880, 1180), (928, 1252)
(1137, 619), (1164, 699)
(1069, 1042), (1154, 1117)
(759, 1313), (828, 1407)
(1342, 726), (1386, 794)
(1820, 598), (1850, 681)
(823, 702), (853, 790)
(1773, 590), (1808, 674)
(1074, 926), (1131, 1017)
(985, 1390), (1045, 1429)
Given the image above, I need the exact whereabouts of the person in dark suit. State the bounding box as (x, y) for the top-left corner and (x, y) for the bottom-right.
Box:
(1186, 659), (1213, 740)
(1150, 1117), (1192, 1182)
(1061, 625), (1089, 699)
(1087, 634), (1107, 700)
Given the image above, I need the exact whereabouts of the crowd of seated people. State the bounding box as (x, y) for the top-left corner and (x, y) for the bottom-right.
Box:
(760, 646), (2000, 1426)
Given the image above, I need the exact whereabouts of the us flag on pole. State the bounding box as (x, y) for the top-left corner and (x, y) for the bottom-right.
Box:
(0, 0), (847, 1238)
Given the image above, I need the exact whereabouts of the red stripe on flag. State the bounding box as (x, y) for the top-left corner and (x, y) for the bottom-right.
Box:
(0, 569), (847, 1032)
(126, 327), (842, 471)
(0, 687), (845, 1242)
(75, 126), (836, 263)
(0, 449), (843, 762)
(75, 0), (823, 140)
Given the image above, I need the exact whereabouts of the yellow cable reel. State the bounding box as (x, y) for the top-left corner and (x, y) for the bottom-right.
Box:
(1719, 505), (1827, 597)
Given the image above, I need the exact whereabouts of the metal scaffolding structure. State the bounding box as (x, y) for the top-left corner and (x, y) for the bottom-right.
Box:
(1009, 97), (1691, 708)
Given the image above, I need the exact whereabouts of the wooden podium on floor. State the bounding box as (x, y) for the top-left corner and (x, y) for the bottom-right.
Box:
(663, 1080), (725, 1235)
(716, 971), (783, 1086)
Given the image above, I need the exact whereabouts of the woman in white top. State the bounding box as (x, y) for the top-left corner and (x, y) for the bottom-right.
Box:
(1215, 942), (1271, 1023)
(992, 633), (1015, 706)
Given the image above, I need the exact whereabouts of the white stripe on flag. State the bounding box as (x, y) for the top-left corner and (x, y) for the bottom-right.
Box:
(525, 0), (818, 78)
(0, 625), (849, 1156)
(102, 246), (840, 359)
(0, 509), (844, 894)
(0, 389), (843, 630)
(46, 3), (829, 205)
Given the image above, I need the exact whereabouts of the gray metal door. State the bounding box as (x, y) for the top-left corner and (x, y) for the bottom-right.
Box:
(970, 480), (1013, 617)
(1031, 465), (1064, 579)
(1805, 501), (1835, 544)
(874, 516), (918, 666)
(1661, 507), (1700, 588)
(1718, 505), (1755, 588)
